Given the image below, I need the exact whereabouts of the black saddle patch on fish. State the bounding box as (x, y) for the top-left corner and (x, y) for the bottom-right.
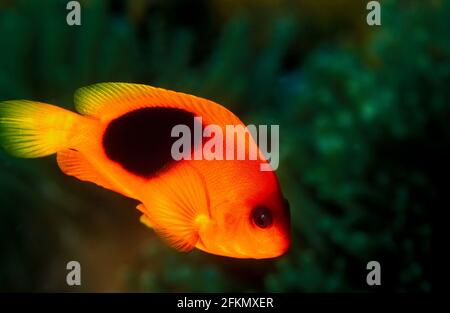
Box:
(103, 107), (200, 178)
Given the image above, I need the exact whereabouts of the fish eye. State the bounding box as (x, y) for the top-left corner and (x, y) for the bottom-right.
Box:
(251, 206), (273, 229)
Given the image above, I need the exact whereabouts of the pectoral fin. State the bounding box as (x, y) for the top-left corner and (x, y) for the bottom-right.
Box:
(143, 163), (211, 252)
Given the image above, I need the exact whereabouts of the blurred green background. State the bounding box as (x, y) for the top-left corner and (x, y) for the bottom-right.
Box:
(0, 0), (440, 292)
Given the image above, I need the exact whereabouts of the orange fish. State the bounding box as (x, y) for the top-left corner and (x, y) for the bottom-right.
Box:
(0, 83), (290, 259)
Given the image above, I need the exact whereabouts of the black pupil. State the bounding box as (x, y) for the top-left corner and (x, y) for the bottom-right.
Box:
(252, 206), (273, 228)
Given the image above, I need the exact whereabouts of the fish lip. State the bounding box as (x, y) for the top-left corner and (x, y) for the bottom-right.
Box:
(279, 240), (291, 256)
(254, 244), (289, 259)
(257, 235), (291, 259)
(252, 250), (287, 259)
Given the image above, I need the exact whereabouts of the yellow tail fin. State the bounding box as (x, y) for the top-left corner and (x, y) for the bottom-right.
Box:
(0, 100), (80, 158)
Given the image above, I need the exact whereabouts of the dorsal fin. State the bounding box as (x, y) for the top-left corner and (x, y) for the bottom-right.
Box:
(73, 82), (242, 125)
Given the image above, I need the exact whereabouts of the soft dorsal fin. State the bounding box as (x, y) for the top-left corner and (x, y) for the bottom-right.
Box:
(73, 82), (242, 125)
(56, 149), (134, 199)
(140, 163), (211, 252)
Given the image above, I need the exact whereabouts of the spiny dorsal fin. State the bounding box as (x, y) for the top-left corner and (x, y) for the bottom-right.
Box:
(142, 163), (211, 252)
(73, 82), (242, 125)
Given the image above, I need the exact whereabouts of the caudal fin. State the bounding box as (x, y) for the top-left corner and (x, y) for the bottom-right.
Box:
(0, 100), (79, 158)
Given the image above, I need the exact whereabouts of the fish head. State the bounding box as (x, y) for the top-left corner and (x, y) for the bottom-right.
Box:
(199, 170), (291, 259)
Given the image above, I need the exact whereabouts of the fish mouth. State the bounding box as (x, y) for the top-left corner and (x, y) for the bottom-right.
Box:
(210, 242), (288, 259)
(254, 236), (290, 259)
(254, 247), (289, 259)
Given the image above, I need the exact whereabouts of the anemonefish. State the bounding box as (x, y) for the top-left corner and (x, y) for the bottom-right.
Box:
(0, 83), (290, 259)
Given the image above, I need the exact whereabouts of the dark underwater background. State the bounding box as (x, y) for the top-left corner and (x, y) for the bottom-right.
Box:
(0, 0), (440, 292)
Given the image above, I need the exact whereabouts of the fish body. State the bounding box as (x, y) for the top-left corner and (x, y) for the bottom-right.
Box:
(0, 83), (290, 259)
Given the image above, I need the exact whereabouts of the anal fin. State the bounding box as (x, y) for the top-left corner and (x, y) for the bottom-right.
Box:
(57, 149), (125, 196)
(140, 214), (154, 229)
(137, 204), (154, 229)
